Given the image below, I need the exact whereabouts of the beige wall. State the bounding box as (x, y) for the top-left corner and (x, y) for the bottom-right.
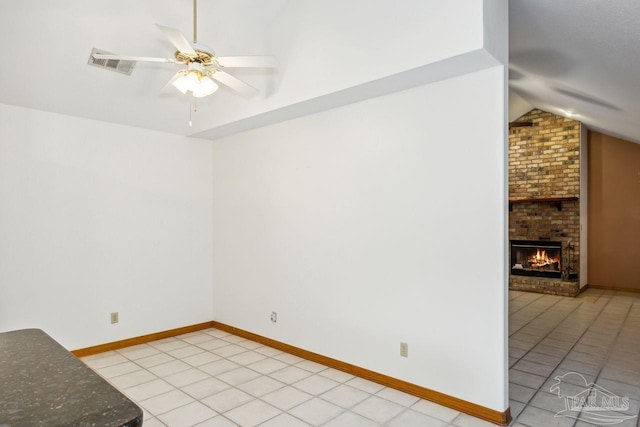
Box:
(588, 131), (640, 289)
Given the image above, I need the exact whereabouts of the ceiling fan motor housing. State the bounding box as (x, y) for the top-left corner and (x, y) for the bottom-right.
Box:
(175, 43), (218, 67)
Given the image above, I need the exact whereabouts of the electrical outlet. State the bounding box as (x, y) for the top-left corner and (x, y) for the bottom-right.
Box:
(110, 312), (119, 324)
(270, 311), (277, 323)
(400, 342), (408, 357)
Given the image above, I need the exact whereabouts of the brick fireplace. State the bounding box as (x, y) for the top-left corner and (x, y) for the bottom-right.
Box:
(509, 109), (582, 296)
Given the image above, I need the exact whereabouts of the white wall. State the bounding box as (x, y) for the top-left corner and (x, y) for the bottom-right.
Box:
(211, 66), (507, 410)
(191, 0), (486, 135)
(483, 0), (509, 66)
(0, 104), (214, 350)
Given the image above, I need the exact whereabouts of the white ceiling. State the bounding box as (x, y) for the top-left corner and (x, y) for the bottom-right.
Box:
(510, 0), (640, 143)
(0, 0), (488, 139)
(2, 1), (638, 143)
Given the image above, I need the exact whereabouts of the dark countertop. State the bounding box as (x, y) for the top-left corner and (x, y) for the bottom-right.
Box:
(0, 329), (142, 427)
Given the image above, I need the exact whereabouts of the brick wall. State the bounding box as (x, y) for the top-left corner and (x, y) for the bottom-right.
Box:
(508, 109), (582, 296)
(509, 109), (580, 199)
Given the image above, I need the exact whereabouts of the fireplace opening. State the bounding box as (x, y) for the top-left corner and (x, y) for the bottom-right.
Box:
(510, 240), (562, 278)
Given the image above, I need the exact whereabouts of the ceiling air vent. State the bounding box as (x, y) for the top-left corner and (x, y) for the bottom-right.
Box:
(88, 48), (135, 76)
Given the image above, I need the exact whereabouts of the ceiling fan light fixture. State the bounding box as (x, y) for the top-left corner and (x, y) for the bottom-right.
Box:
(172, 73), (191, 94)
(94, 0), (276, 112)
(172, 70), (218, 97)
(194, 75), (218, 98)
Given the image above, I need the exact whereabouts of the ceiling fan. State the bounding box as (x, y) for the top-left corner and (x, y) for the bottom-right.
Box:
(92, 0), (277, 99)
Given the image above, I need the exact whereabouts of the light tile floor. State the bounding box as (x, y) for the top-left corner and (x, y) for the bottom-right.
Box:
(509, 288), (640, 427)
(81, 289), (640, 426)
(82, 331), (475, 426)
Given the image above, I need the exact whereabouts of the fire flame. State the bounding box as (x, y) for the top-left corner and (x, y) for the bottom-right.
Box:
(528, 249), (561, 270)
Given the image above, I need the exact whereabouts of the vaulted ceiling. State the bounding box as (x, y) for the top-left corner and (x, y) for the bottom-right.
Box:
(510, 0), (640, 143)
(1, 1), (639, 143)
(1, 0), (492, 139)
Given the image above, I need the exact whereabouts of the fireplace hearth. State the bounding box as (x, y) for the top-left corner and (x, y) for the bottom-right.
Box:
(510, 240), (562, 278)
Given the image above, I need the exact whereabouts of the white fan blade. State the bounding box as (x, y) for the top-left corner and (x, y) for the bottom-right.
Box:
(216, 56), (278, 68)
(209, 70), (258, 96)
(92, 53), (175, 63)
(156, 24), (197, 56)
